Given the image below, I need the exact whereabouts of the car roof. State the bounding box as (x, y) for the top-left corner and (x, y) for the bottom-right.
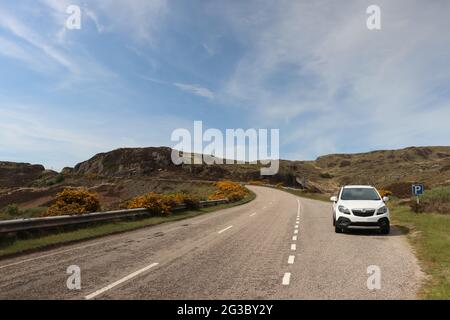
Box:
(342, 185), (375, 189)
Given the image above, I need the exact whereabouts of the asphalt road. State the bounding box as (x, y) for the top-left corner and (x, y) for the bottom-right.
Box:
(0, 186), (424, 299)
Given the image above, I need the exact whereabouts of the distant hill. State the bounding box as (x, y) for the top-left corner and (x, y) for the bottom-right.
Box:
(0, 162), (57, 188)
(1, 146), (450, 209)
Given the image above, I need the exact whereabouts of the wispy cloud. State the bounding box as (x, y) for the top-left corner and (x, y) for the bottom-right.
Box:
(0, 7), (76, 73)
(142, 76), (215, 99)
(174, 83), (215, 99)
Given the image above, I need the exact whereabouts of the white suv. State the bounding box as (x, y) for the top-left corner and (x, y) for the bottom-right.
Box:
(330, 185), (390, 234)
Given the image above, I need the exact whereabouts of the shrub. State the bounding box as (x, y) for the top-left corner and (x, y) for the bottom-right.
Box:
(275, 182), (284, 188)
(178, 193), (200, 209)
(248, 180), (264, 186)
(46, 188), (100, 216)
(3, 204), (19, 216)
(209, 180), (249, 202)
(319, 172), (334, 179)
(126, 192), (173, 215)
(378, 189), (393, 198)
(383, 182), (414, 198)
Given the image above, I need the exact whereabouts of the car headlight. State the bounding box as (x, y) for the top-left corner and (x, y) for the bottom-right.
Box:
(338, 205), (351, 214)
(377, 206), (388, 215)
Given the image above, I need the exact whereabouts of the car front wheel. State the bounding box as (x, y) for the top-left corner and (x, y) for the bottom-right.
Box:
(380, 223), (390, 235)
(335, 224), (342, 233)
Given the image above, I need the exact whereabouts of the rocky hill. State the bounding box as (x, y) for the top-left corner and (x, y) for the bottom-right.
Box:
(1, 146), (450, 210)
(0, 162), (57, 188)
(311, 146), (450, 194)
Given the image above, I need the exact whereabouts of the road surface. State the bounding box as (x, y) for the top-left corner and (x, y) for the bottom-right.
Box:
(0, 186), (423, 299)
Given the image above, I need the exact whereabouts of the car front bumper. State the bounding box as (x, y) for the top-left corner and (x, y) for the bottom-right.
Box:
(336, 216), (390, 230)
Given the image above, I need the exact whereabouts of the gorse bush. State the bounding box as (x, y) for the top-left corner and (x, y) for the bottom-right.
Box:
(379, 189), (393, 198)
(209, 180), (249, 202)
(126, 192), (173, 215)
(126, 192), (200, 214)
(47, 188), (100, 216)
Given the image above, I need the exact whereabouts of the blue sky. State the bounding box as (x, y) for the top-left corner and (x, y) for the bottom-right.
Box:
(1, 0), (450, 170)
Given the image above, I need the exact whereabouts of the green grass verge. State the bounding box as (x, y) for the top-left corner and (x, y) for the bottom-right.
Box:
(390, 205), (450, 300)
(0, 191), (256, 259)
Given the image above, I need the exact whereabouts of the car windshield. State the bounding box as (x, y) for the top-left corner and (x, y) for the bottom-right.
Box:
(340, 188), (381, 201)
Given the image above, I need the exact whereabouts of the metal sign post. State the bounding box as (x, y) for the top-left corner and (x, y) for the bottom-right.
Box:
(412, 184), (424, 213)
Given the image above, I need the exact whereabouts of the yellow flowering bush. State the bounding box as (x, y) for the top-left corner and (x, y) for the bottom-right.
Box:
(46, 188), (100, 216)
(209, 180), (249, 202)
(379, 189), (393, 198)
(126, 192), (200, 214)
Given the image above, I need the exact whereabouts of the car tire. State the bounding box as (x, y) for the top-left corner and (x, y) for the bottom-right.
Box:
(380, 223), (390, 235)
(335, 225), (342, 233)
(333, 216), (336, 226)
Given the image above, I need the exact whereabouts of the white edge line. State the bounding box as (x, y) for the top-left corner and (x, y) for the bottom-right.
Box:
(218, 225), (233, 234)
(282, 272), (291, 285)
(85, 262), (159, 300)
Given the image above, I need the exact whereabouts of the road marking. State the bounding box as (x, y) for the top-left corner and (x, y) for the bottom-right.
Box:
(295, 225), (298, 229)
(0, 240), (113, 270)
(291, 244), (296, 251)
(282, 272), (291, 285)
(292, 235), (297, 241)
(85, 262), (159, 300)
(288, 255), (295, 264)
(294, 229), (298, 234)
(218, 225), (233, 234)
(249, 212), (257, 217)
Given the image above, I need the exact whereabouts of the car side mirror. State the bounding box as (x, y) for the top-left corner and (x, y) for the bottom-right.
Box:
(330, 196), (337, 202)
(383, 196), (389, 202)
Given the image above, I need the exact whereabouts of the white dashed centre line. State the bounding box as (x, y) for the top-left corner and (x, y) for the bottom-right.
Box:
(282, 272), (291, 285)
(85, 262), (159, 300)
(288, 255), (295, 264)
(295, 225), (299, 229)
(294, 229), (298, 234)
(291, 244), (296, 251)
(292, 235), (297, 241)
(218, 225), (233, 234)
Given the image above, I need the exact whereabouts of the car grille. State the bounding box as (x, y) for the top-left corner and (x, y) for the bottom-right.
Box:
(352, 209), (375, 217)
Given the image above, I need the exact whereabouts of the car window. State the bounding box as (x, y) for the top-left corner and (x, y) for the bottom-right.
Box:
(340, 188), (381, 200)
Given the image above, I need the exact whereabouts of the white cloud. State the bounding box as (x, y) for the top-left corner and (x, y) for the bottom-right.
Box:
(174, 83), (215, 99)
(141, 76), (215, 99)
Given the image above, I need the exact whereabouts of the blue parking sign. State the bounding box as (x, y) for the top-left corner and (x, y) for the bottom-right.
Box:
(412, 184), (424, 196)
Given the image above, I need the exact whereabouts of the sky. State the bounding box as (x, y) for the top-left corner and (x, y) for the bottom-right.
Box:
(0, 0), (450, 171)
